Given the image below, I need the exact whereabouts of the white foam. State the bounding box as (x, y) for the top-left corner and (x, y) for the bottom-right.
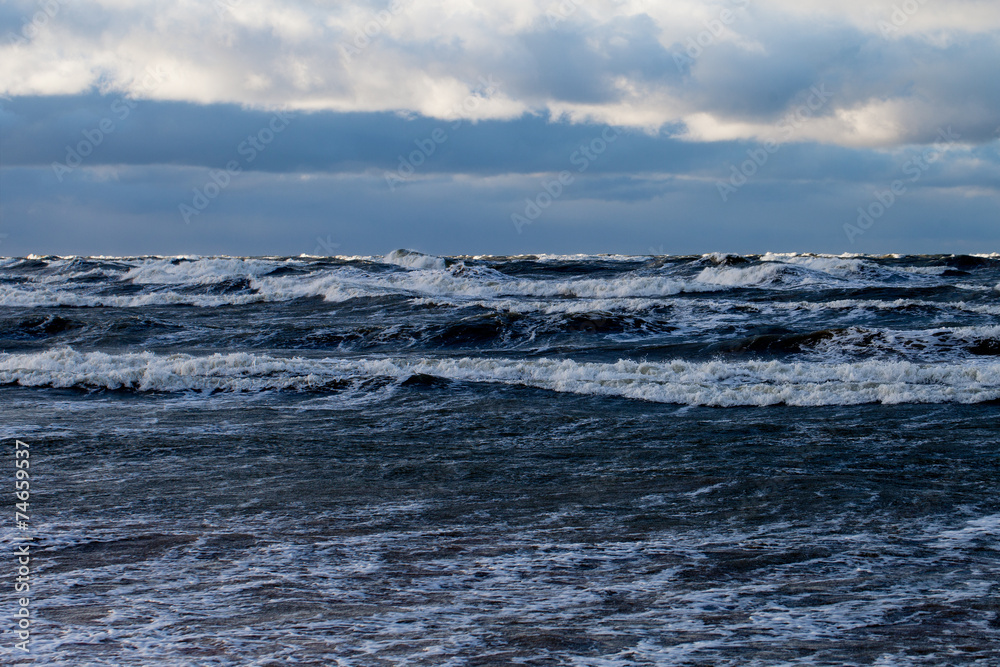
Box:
(899, 266), (948, 275)
(1, 266), (719, 306)
(3, 348), (999, 406)
(383, 249), (447, 270)
(698, 254), (946, 289)
(250, 266), (717, 302)
(805, 324), (1000, 361)
(761, 253), (931, 282)
(410, 295), (1000, 318)
(0, 254), (991, 308)
(123, 257), (284, 284)
(22, 509), (987, 665)
(0, 285), (264, 308)
(931, 514), (1000, 547)
(695, 263), (804, 288)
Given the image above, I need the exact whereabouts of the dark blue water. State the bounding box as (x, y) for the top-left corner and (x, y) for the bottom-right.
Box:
(2, 251), (999, 665)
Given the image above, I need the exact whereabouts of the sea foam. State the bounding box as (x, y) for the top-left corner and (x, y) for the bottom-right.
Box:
(3, 348), (999, 406)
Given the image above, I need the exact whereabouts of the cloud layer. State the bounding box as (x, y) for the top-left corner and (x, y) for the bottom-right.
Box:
(3, 0), (999, 147)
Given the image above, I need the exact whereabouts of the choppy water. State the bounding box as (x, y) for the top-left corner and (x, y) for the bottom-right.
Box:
(2, 251), (999, 665)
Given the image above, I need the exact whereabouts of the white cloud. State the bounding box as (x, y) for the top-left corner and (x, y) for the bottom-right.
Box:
(1, 0), (998, 147)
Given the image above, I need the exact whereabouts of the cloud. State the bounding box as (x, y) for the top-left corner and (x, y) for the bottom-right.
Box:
(1, 0), (998, 147)
(2, 161), (997, 256)
(9, 94), (997, 188)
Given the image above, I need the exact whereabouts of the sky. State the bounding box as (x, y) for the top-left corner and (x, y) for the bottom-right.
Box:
(0, 0), (998, 256)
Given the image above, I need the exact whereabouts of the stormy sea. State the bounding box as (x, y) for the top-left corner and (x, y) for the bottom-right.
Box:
(2, 250), (1000, 666)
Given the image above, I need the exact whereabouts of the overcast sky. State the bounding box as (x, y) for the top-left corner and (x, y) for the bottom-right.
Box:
(1, 0), (998, 256)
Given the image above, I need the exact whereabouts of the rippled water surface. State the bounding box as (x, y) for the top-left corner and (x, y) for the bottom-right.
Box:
(2, 251), (999, 665)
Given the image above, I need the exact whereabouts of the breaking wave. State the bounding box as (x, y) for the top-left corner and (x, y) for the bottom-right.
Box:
(3, 348), (999, 406)
(6, 251), (993, 308)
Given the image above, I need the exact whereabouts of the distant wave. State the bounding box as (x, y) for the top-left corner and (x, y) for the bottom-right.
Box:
(382, 248), (448, 270)
(3, 252), (994, 308)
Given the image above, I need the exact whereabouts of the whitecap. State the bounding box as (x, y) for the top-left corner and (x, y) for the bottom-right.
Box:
(3, 348), (999, 406)
(122, 257), (284, 285)
(383, 249), (447, 270)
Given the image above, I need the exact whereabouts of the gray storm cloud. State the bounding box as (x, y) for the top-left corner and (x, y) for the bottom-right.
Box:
(2, 0), (999, 147)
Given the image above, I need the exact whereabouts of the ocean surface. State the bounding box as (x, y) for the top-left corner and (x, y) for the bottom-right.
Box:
(2, 250), (1000, 666)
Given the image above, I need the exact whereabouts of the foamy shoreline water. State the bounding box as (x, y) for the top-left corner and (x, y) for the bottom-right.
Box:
(3, 251), (1000, 665)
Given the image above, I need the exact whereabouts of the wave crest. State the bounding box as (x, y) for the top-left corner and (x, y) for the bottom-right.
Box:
(3, 348), (999, 406)
(383, 249), (447, 270)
